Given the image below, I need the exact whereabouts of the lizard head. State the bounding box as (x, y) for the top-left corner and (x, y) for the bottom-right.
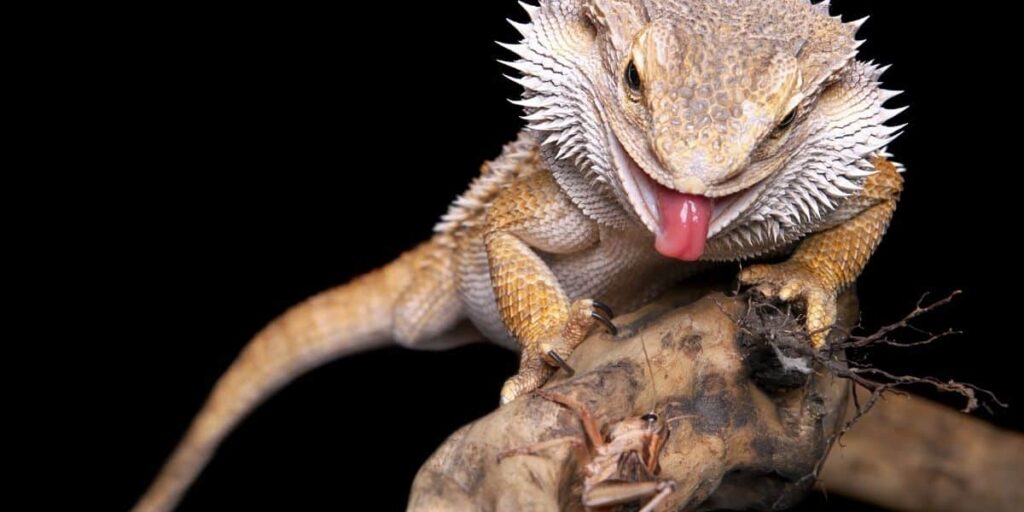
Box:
(505, 0), (903, 261)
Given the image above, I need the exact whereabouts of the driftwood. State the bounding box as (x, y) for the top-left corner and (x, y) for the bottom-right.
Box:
(409, 286), (853, 511)
(408, 286), (1023, 511)
(821, 391), (1024, 511)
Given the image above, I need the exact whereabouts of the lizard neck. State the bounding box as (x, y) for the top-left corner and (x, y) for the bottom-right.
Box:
(539, 138), (643, 232)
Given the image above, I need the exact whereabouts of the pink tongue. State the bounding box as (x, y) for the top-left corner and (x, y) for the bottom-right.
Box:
(654, 189), (714, 262)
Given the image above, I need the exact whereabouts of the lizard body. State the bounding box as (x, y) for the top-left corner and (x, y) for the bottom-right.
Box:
(135, 1), (904, 510)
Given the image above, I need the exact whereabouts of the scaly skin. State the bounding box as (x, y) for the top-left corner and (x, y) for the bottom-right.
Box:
(133, 242), (462, 512)
(135, 1), (906, 510)
(460, 141), (900, 401)
(741, 158), (903, 347)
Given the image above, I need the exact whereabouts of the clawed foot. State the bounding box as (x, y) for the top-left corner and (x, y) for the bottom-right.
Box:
(539, 300), (617, 377)
(500, 299), (617, 405)
(739, 262), (838, 349)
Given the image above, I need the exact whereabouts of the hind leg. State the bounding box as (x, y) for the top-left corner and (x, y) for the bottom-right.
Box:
(393, 241), (475, 350)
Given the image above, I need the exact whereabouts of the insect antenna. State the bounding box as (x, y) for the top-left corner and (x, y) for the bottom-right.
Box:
(639, 332), (659, 417)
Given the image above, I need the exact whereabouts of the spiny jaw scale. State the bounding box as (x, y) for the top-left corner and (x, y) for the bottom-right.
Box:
(608, 131), (661, 233)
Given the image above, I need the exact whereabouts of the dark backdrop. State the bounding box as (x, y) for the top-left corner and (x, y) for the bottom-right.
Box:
(66, 1), (1018, 510)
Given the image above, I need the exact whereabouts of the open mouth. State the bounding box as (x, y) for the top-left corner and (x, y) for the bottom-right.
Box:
(608, 132), (763, 262)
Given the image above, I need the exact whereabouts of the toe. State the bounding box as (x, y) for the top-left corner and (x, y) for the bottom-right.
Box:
(804, 289), (838, 349)
(739, 265), (767, 285)
(754, 283), (777, 298)
(500, 356), (554, 405)
(499, 382), (517, 406)
(738, 262), (839, 349)
(778, 280), (805, 302)
(740, 265), (788, 297)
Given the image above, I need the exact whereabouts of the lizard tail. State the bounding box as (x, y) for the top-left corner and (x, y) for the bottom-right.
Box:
(133, 239), (465, 512)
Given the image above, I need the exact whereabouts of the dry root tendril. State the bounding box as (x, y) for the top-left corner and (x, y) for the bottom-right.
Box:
(724, 290), (1007, 509)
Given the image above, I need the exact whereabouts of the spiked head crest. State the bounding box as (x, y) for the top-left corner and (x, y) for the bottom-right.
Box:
(502, 0), (905, 260)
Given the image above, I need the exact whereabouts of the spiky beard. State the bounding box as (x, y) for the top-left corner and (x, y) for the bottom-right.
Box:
(502, 0), (906, 261)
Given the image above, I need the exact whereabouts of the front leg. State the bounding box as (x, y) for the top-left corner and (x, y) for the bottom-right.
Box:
(740, 157), (904, 347)
(483, 171), (611, 404)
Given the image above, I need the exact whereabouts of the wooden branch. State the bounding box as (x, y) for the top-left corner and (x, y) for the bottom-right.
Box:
(820, 389), (1024, 511)
(410, 286), (858, 511)
(408, 286), (1022, 511)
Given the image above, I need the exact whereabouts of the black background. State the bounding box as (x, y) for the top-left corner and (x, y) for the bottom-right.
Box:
(53, 1), (1019, 510)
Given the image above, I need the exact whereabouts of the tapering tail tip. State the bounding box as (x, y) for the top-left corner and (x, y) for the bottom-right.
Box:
(132, 241), (453, 511)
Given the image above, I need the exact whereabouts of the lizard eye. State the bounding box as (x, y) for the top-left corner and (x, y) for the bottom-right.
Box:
(641, 413), (658, 423)
(777, 108), (798, 130)
(624, 60), (642, 98)
(771, 108), (799, 138)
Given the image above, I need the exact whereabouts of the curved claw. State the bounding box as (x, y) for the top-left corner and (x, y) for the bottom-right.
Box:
(591, 311), (619, 336)
(547, 350), (575, 377)
(591, 300), (614, 319)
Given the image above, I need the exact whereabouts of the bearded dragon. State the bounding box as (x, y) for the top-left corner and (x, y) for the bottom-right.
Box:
(135, 1), (904, 510)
